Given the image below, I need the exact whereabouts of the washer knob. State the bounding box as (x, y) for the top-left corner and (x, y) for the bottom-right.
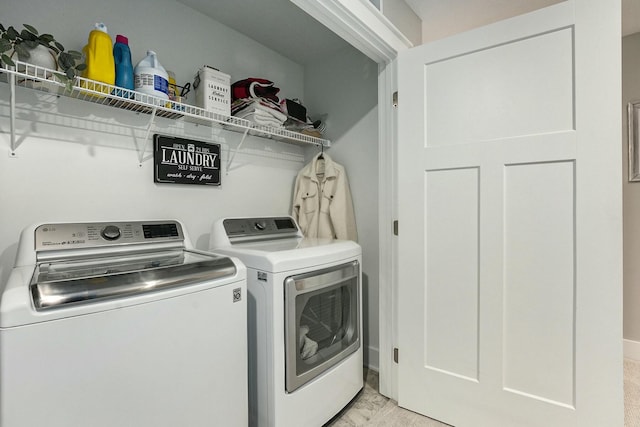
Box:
(101, 225), (121, 241)
(254, 221), (267, 231)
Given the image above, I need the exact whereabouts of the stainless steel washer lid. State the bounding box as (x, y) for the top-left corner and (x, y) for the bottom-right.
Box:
(31, 249), (236, 310)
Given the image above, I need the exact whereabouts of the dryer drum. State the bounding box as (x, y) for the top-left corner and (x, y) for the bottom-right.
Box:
(284, 260), (360, 393)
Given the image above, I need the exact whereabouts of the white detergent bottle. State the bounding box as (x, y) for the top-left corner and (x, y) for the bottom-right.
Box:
(134, 50), (169, 100)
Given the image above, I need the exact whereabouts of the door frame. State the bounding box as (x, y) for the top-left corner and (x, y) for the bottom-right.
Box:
(290, 0), (410, 400)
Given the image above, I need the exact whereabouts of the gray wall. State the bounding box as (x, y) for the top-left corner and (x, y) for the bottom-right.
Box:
(623, 32), (640, 344)
(0, 0), (380, 366)
(303, 48), (380, 368)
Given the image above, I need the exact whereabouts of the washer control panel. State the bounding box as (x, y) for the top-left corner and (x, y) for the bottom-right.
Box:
(223, 217), (299, 240)
(34, 221), (183, 252)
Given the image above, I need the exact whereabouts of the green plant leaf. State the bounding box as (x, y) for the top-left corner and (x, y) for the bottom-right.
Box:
(54, 41), (64, 52)
(51, 72), (73, 92)
(6, 26), (18, 40)
(0, 23), (6, 32)
(1, 53), (14, 67)
(0, 39), (11, 52)
(14, 43), (30, 61)
(76, 63), (86, 71)
(24, 40), (39, 49)
(68, 50), (82, 59)
(65, 67), (74, 79)
(39, 34), (54, 43)
(23, 24), (38, 35)
(20, 29), (37, 42)
(1, 33), (9, 41)
(59, 52), (72, 69)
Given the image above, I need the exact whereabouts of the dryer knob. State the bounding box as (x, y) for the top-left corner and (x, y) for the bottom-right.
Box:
(101, 225), (121, 241)
(254, 221), (267, 231)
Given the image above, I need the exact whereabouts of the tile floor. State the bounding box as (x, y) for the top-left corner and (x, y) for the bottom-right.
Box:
(325, 369), (447, 427)
(327, 358), (640, 427)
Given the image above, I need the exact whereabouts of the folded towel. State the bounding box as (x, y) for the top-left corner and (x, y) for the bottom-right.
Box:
(235, 111), (284, 128)
(232, 98), (287, 122)
(252, 103), (288, 122)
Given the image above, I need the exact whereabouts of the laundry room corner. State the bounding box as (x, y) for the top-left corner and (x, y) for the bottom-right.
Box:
(303, 46), (380, 370)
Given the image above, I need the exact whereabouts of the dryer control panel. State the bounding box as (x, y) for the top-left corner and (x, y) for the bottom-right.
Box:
(223, 217), (300, 240)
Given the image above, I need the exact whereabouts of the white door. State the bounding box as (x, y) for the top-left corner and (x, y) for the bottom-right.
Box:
(397, 1), (622, 426)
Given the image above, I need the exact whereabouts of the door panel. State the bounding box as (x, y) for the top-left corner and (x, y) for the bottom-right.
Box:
(425, 27), (574, 146)
(503, 160), (575, 407)
(397, 1), (622, 426)
(425, 167), (479, 381)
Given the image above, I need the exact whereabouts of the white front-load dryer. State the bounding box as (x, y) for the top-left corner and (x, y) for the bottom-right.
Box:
(210, 216), (363, 427)
(0, 220), (248, 427)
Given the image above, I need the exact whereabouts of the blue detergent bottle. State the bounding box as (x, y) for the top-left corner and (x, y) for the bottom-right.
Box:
(113, 34), (134, 97)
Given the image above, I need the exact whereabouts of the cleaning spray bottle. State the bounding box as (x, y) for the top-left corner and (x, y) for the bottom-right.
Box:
(81, 23), (115, 93)
(113, 35), (134, 98)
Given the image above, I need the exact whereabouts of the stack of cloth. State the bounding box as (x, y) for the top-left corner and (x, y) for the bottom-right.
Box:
(232, 98), (288, 128)
(231, 77), (288, 128)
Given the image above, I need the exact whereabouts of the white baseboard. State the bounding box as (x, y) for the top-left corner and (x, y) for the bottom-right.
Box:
(364, 345), (380, 371)
(624, 339), (640, 361)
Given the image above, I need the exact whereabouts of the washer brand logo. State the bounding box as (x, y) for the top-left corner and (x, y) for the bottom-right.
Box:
(233, 288), (242, 303)
(257, 271), (267, 282)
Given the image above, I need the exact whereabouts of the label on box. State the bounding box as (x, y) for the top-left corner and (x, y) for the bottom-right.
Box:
(195, 66), (231, 116)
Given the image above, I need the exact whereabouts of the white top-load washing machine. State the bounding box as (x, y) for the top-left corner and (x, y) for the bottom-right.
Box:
(210, 216), (363, 427)
(0, 220), (248, 427)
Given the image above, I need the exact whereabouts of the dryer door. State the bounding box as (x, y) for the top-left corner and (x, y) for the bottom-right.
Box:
(284, 260), (359, 392)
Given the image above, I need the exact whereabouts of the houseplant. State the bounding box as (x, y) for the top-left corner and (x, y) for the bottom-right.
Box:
(0, 23), (85, 90)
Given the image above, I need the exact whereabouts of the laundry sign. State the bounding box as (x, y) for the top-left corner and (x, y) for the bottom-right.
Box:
(153, 134), (221, 186)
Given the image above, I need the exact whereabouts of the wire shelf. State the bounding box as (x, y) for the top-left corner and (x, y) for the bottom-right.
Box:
(1, 60), (330, 148)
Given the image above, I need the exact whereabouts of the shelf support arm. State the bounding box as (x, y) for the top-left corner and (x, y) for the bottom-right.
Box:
(138, 106), (158, 165)
(9, 70), (17, 157)
(226, 127), (249, 173)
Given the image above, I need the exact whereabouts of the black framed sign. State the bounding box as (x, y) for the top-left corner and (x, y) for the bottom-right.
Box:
(153, 134), (221, 186)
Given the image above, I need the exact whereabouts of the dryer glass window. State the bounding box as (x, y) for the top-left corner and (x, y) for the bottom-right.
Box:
(284, 261), (359, 392)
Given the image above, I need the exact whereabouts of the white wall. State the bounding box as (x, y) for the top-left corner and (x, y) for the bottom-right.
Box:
(303, 48), (380, 369)
(623, 32), (640, 353)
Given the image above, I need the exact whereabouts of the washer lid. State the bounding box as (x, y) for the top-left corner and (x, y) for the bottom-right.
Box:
(214, 238), (361, 272)
(30, 249), (236, 310)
